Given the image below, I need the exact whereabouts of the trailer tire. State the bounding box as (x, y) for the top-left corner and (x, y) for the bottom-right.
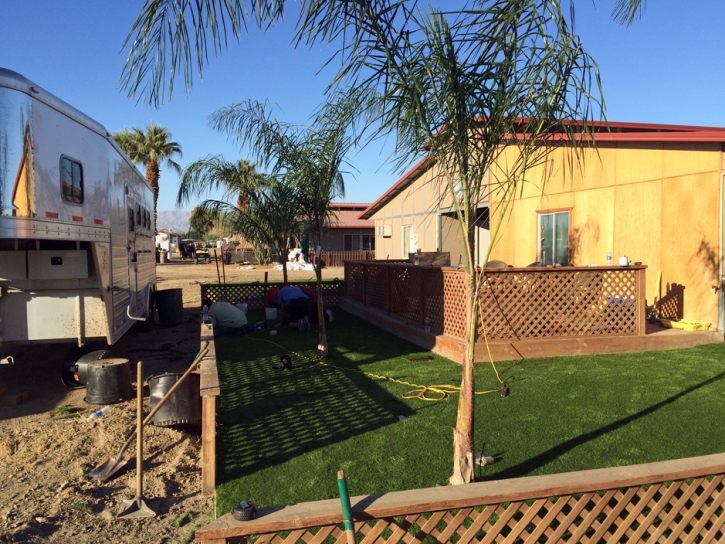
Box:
(136, 291), (156, 332)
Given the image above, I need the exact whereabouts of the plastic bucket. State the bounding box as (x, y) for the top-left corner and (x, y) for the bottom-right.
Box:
(148, 372), (201, 427)
(85, 358), (132, 405)
(156, 288), (184, 325)
(265, 307), (278, 321)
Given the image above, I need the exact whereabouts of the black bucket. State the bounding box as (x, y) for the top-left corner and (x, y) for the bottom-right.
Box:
(148, 372), (201, 427)
(85, 358), (132, 405)
(156, 288), (184, 325)
(61, 349), (114, 387)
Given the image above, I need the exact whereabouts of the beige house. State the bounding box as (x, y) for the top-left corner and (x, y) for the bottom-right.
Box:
(360, 121), (725, 329)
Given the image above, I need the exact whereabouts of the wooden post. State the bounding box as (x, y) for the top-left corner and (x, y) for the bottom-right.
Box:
(201, 395), (217, 498)
(636, 266), (647, 336)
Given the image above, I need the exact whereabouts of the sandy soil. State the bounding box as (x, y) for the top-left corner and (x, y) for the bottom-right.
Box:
(0, 262), (344, 543)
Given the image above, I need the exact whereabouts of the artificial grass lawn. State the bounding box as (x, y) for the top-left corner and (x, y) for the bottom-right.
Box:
(214, 309), (725, 513)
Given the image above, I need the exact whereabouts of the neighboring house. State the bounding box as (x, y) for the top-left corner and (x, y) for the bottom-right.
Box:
(360, 121), (725, 329)
(320, 203), (375, 252)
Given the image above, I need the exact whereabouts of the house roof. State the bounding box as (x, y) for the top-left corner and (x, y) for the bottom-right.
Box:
(360, 120), (725, 219)
(328, 205), (374, 229)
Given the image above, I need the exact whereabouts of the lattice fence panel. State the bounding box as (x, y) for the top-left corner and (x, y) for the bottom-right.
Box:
(200, 280), (343, 311)
(422, 268), (445, 334)
(388, 266), (424, 326)
(345, 262), (366, 303)
(477, 268), (639, 340)
(246, 474), (725, 544)
(442, 269), (468, 340)
(365, 264), (388, 312)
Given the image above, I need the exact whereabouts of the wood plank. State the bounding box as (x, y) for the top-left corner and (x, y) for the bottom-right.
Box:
(0, 390), (30, 406)
(195, 453), (725, 541)
(201, 395), (216, 498)
(200, 321), (220, 396)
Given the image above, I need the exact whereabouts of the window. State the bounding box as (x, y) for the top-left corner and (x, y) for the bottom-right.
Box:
(361, 234), (375, 251)
(60, 157), (83, 204)
(539, 211), (570, 266)
(128, 207), (135, 231)
(344, 234), (360, 251)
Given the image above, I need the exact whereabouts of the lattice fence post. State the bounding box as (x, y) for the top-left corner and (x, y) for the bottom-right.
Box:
(637, 266), (647, 335)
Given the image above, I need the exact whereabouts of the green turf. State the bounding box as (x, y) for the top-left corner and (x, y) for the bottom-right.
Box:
(215, 309), (725, 513)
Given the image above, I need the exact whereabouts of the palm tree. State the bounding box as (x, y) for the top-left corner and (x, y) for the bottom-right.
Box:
(177, 156), (272, 264)
(209, 93), (363, 357)
(192, 177), (303, 284)
(113, 123), (182, 233)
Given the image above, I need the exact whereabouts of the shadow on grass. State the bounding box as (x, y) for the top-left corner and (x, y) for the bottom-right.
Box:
(215, 331), (416, 484)
(484, 369), (725, 481)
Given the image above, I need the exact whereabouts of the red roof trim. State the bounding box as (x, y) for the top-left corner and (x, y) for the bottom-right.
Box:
(360, 156), (436, 220)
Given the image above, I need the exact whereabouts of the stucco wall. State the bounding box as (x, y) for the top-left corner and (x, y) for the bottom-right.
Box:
(489, 141), (724, 327)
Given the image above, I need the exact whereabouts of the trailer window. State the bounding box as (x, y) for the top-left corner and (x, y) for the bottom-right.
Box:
(60, 157), (83, 204)
(128, 207), (135, 231)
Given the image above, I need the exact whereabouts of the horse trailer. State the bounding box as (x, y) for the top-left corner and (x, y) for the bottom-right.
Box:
(0, 67), (156, 371)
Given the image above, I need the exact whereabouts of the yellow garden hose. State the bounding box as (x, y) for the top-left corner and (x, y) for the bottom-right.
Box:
(246, 335), (505, 402)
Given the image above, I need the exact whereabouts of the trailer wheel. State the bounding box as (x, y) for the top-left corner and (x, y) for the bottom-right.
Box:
(136, 291), (156, 332)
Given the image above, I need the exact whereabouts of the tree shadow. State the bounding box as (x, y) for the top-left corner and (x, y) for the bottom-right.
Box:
(481, 369), (725, 481)
(215, 332), (417, 484)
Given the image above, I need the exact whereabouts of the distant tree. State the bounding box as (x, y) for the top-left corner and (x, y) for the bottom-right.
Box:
(189, 205), (216, 234)
(113, 123), (182, 233)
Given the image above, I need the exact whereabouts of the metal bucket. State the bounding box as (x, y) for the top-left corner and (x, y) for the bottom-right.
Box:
(156, 288), (184, 325)
(147, 372), (201, 427)
(85, 358), (132, 405)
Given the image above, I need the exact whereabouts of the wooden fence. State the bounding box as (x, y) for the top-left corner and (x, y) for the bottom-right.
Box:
(311, 250), (376, 268)
(344, 262), (647, 341)
(195, 453), (725, 543)
(201, 279), (344, 311)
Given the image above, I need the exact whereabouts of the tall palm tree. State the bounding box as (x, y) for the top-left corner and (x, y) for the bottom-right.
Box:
(113, 123), (182, 233)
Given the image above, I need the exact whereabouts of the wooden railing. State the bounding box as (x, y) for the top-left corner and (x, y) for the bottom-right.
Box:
(312, 250), (376, 267)
(344, 262), (647, 341)
(199, 322), (219, 498)
(195, 453), (725, 543)
(201, 279), (344, 311)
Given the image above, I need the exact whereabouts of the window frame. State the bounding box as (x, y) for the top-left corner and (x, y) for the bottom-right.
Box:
(537, 209), (571, 266)
(60, 155), (84, 205)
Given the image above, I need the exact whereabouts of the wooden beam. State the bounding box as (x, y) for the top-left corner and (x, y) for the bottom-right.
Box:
(201, 395), (216, 498)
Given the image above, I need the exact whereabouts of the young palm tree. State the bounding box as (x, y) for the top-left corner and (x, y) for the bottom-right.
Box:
(209, 93), (363, 357)
(192, 177), (303, 285)
(113, 123), (182, 233)
(178, 156), (272, 266)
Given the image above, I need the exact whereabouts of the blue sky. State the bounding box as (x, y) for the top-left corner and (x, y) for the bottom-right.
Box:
(1, 1), (724, 213)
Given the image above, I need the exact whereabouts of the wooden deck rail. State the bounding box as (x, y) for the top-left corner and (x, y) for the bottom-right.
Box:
(199, 321), (219, 498)
(195, 452), (725, 543)
(311, 250), (376, 268)
(201, 279), (344, 311)
(344, 262), (647, 341)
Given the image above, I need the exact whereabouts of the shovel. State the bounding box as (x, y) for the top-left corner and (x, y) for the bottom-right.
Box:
(118, 361), (158, 519)
(86, 342), (209, 482)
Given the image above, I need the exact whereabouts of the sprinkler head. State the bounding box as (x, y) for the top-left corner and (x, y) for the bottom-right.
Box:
(500, 383), (509, 397)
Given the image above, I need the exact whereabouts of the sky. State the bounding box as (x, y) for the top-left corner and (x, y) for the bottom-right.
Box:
(1, 1), (724, 214)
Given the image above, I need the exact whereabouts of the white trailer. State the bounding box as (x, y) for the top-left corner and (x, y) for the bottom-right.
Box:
(0, 68), (156, 369)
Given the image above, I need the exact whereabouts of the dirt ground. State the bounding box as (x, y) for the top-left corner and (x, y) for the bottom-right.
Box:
(0, 261), (344, 543)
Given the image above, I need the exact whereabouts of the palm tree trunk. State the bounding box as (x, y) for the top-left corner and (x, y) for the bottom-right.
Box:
(315, 260), (328, 358)
(146, 159), (160, 234)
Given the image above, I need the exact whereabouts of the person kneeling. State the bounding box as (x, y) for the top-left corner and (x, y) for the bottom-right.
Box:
(276, 286), (311, 332)
(203, 299), (251, 336)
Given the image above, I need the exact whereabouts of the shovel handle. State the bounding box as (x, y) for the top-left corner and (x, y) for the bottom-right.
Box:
(110, 342), (210, 466)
